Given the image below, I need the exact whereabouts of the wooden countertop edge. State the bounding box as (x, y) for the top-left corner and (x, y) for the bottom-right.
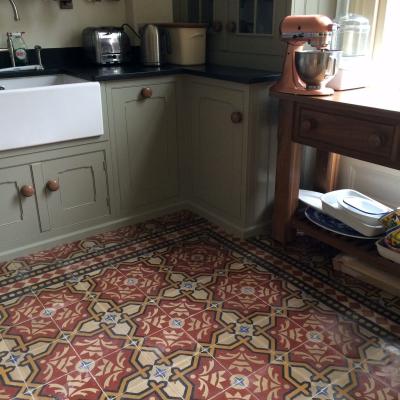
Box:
(270, 87), (400, 118)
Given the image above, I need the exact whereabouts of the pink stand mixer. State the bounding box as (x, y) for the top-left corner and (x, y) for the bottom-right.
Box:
(272, 15), (340, 96)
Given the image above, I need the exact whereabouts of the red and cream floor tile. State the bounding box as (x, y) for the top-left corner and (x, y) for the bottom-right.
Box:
(0, 211), (399, 399)
(29, 369), (104, 399)
(325, 368), (400, 400)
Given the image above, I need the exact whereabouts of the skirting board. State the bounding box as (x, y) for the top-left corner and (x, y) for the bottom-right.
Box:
(0, 202), (186, 262)
(0, 200), (271, 262)
(184, 201), (272, 239)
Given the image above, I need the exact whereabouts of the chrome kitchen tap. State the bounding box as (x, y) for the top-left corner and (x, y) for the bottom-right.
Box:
(8, 0), (20, 21)
(0, 33), (44, 73)
(0, 33), (16, 67)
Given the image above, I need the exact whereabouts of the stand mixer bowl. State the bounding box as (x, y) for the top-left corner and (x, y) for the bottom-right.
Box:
(295, 50), (340, 90)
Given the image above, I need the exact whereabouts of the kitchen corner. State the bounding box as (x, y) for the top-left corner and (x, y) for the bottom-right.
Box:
(0, 2), (399, 399)
(0, 32), (281, 261)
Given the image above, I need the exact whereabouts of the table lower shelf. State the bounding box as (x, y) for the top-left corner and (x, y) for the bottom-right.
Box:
(293, 214), (399, 270)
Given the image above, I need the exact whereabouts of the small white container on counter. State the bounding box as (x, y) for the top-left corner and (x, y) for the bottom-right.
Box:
(160, 23), (207, 65)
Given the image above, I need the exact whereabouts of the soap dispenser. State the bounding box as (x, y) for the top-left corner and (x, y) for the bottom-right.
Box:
(8, 32), (29, 66)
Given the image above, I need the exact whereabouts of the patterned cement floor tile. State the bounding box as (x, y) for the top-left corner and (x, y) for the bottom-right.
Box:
(324, 368), (400, 400)
(115, 260), (171, 298)
(0, 210), (399, 399)
(0, 294), (49, 328)
(17, 341), (82, 389)
(210, 388), (260, 400)
(218, 293), (273, 317)
(29, 369), (105, 399)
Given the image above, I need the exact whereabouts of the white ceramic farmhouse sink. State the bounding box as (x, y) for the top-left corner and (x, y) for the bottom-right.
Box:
(0, 74), (103, 151)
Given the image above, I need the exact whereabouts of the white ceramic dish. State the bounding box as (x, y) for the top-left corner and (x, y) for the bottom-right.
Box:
(338, 192), (392, 225)
(305, 207), (380, 240)
(321, 191), (386, 237)
(376, 238), (400, 264)
(299, 189), (323, 211)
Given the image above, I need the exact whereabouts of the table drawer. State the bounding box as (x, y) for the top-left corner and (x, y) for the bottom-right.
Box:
(293, 106), (400, 166)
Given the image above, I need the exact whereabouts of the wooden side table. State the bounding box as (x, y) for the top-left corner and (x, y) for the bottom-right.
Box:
(271, 87), (400, 269)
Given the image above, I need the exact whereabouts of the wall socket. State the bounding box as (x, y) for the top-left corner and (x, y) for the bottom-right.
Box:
(59, 0), (73, 9)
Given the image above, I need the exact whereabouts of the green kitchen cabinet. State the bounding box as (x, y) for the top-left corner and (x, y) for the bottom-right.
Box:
(0, 144), (112, 259)
(190, 81), (246, 221)
(0, 165), (40, 251)
(106, 79), (179, 215)
(33, 151), (110, 232)
(183, 76), (278, 236)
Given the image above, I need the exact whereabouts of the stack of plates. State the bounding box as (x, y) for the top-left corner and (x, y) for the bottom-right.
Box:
(299, 189), (392, 239)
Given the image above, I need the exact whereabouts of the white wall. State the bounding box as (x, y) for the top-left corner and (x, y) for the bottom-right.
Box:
(128, 0), (173, 25)
(0, 0), (127, 48)
(338, 158), (400, 209)
(126, 0), (173, 45)
(0, 0), (173, 49)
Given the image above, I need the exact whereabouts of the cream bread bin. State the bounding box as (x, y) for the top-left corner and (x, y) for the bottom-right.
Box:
(160, 23), (207, 65)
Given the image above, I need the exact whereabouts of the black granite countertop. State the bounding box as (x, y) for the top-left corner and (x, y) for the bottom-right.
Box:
(0, 64), (280, 85)
(0, 47), (280, 84)
(64, 64), (280, 84)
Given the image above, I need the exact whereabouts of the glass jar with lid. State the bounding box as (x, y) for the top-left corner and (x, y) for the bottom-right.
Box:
(335, 13), (370, 57)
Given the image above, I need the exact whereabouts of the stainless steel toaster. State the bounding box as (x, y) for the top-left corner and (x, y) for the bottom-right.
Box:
(82, 27), (131, 65)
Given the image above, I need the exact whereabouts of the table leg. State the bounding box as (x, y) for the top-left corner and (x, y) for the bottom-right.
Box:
(272, 100), (302, 244)
(314, 151), (341, 193)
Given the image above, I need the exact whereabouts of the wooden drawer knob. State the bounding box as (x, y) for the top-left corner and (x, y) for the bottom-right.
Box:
(231, 111), (243, 124)
(46, 179), (60, 192)
(368, 133), (383, 148)
(212, 21), (223, 33)
(226, 21), (237, 33)
(141, 87), (153, 99)
(301, 119), (315, 132)
(20, 185), (35, 197)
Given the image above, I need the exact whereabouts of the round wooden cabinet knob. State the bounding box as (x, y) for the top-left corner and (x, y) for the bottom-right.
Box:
(368, 133), (383, 148)
(226, 21), (237, 33)
(20, 185), (35, 197)
(212, 21), (223, 33)
(141, 87), (153, 99)
(46, 179), (60, 192)
(301, 119), (315, 132)
(231, 111), (243, 124)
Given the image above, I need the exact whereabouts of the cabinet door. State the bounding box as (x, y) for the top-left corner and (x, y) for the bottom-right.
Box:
(0, 165), (39, 249)
(111, 82), (179, 213)
(191, 82), (245, 220)
(225, 0), (290, 55)
(35, 152), (110, 230)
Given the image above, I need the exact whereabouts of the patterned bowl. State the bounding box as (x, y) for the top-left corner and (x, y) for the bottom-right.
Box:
(380, 209), (400, 231)
(384, 226), (400, 252)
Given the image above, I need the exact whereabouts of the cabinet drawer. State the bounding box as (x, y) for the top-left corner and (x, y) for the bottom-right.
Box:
(293, 106), (400, 167)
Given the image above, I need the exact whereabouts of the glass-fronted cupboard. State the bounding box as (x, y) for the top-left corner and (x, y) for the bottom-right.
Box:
(173, 0), (290, 57)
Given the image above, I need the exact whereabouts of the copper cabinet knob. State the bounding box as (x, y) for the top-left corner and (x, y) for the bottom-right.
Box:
(368, 133), (383, 148)
(46, 179), (60, 192)
(301, 119), (315, 132)
(20, 185), (35, 197)
(141, 87), (153, 99)
(212, 21), (223, 33)
(226, 21), (237, 33)
(231, 111), (243, 124)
